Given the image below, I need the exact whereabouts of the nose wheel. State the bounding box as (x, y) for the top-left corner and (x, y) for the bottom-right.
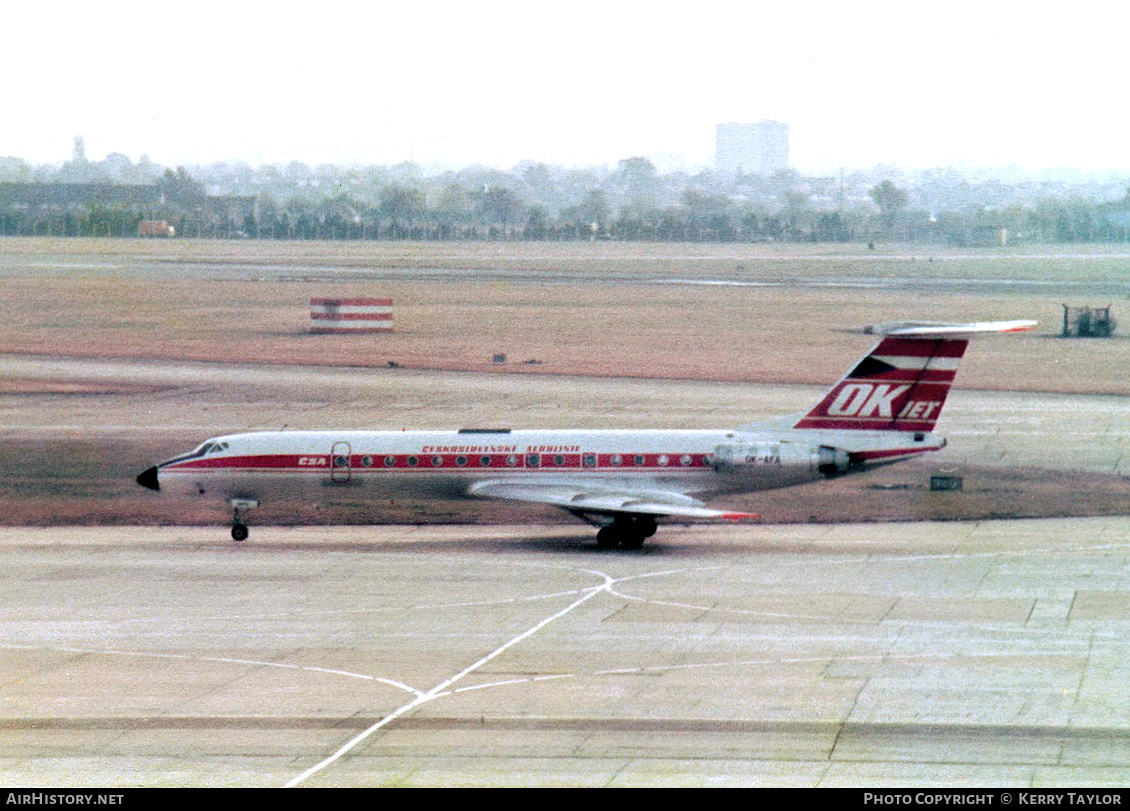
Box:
(229, 499), (259, 543)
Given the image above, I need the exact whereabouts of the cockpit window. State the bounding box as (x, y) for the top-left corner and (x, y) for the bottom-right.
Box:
(162, 440), (227, 468)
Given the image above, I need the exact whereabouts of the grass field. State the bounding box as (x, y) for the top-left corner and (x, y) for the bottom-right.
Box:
(2, 237), (1129, 394)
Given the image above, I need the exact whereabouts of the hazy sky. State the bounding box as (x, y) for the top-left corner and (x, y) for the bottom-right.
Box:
(6, 1), (1127, 173)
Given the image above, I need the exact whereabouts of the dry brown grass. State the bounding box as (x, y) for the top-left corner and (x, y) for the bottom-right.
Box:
(3, 237), (1127, 394)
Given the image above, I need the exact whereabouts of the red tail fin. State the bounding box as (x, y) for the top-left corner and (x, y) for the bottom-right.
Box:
(794, 336), (968, 432)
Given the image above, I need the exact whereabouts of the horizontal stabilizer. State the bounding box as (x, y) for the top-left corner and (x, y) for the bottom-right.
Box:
(864, 319), (1037, 339)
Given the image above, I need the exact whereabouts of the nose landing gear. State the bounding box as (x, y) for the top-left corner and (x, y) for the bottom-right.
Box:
(229, 499), (259, 543)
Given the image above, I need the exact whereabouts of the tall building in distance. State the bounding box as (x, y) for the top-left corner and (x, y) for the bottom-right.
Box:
(715, 121), (789, 177)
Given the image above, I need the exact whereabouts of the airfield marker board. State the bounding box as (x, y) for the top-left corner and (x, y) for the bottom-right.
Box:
(309, 298), (394, 333)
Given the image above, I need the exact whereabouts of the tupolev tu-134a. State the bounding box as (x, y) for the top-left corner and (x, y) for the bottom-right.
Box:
(137, 319), (1035, 549)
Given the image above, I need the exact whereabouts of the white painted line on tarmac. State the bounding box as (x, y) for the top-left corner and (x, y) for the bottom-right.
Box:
(608, 566), (829, 621)
(283, 567), (617, 788)
(609, 585), (831, 622)
(0, 643), (424, 696)
(451, 675), (575, 694)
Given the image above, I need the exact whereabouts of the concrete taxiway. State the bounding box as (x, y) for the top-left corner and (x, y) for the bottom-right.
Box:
(2, 518), (1130, 787)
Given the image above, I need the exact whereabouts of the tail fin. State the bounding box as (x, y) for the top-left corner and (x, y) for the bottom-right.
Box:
(794, 320), (1036, 433)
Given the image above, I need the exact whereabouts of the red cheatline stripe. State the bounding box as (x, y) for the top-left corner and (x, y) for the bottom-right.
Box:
(170, 455), (312, 470)
(310, 312), (394, 321)
(309, 298), (393, 306)
(166, 452), (713, 472)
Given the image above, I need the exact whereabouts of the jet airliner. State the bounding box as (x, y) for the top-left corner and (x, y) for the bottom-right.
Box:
(137, 319), (1035, 548)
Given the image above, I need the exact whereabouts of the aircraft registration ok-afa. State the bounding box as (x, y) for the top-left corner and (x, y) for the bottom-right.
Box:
(136, 319), (1035, 548)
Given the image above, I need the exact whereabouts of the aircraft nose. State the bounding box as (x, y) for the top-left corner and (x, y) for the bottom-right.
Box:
(136, 466), (160, 491)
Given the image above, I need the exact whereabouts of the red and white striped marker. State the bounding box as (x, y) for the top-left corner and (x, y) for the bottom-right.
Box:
(309, 298), (393, 333)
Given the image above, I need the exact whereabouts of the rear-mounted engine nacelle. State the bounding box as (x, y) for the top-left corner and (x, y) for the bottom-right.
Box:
(712, 441), (851, 478)
(712, 441), (807, 473)
(816, 445), (851, 477)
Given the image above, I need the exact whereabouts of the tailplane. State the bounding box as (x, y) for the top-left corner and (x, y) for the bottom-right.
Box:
(793, 320), (1036, 433)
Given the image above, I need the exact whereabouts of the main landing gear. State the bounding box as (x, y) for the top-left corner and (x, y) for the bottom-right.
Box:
(596, 515), (658, 550)
(229, 499), (259, 543)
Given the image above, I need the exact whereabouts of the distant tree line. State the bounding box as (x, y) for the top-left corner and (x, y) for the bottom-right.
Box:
(3, 142), (1130, 244)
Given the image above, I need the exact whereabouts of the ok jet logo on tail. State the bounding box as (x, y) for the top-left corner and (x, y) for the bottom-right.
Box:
(827, 383), (943, 420)
(828, 383), (907, 417)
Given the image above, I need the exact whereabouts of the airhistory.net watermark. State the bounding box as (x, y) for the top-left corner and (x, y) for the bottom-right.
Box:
(6, 796), (123, 806)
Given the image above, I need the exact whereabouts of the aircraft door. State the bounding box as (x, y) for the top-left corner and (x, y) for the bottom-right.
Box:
(330, 441), (352, 483)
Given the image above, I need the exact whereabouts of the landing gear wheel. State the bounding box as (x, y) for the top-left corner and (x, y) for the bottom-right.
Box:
(620, 531), (646, 550)
(596, 526), (619, 549)
(228, 499), (258, 543)
(613, 515), (649, 550)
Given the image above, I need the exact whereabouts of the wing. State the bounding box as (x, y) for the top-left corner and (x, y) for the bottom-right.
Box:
(467, 481), (759, 521)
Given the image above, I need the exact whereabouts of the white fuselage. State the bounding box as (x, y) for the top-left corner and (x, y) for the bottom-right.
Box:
(154, 426), (941, 506)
